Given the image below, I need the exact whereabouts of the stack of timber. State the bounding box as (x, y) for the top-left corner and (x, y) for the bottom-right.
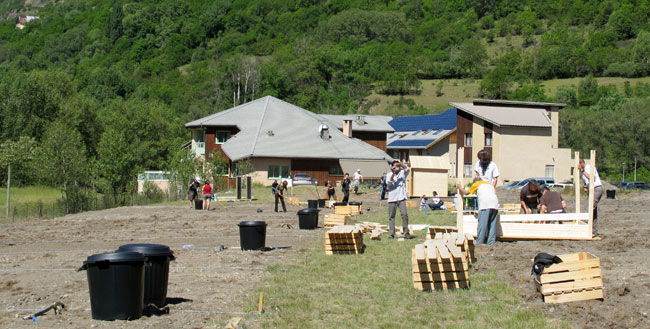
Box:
(500, 203), (520, 215)
(425, 226), (458, 240)
(405, 200), (419, 208)
(334, 205), (361, 215)
(430, 232), (476, 265)
(355, 221), (388, 233)
(325, 226), (365, 255)
(412, 239), (470, 291)
(324, 214), (352, 227)
(535, 252), (604, 303)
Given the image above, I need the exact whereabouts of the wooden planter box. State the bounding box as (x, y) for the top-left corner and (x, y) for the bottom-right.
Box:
(334, 205), (360, 215)
(412, 240), (470, 291)
(325, 226), (364, 255)
(324, 214), (351, 227)
(535, 252), (604, 303)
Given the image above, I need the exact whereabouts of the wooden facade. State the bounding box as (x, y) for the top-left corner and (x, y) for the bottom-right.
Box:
(204, 126), (239, 162)
(456, 111), (474, 166)
(352, 131), (388, 151)
(291, 158), (344, 186)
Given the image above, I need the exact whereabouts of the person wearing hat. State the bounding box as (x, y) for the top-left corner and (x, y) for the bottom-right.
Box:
(386, 161), (412, 239)
(539, 184), (567, 214)
(353, 169), (364, 195)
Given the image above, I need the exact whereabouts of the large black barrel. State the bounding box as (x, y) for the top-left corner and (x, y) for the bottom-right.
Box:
(80, 252), (145, 321)
(317, 199), (326, 208)
(237, 221), (267, 250)
(307, 200), (318, 208)
(117, 244), (175, 308)
(194, 199), (203, 209)
(297, 208), (319, 229)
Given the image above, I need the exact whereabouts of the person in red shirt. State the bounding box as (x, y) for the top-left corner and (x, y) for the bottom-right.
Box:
(202, 180), (213, 210)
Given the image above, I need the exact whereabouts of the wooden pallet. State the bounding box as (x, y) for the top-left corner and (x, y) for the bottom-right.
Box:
(325, 226), (365, 255)
(334, 205), (361, 216)
(535, 252), (604, 303)
(425, 226), (458, 240)
(324, 214), (352, 227)
(412, 240), (470, 291)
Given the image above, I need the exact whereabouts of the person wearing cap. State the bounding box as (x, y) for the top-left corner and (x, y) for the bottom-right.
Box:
(386, 160), (411, 239)
(457, 177), (499, 245)
(539, 184), (567, 214)
(353, 169), (364, 195)
(578, 158), (603, 236)
(474, 149), (499, 187)
(520, 179), (541, 214)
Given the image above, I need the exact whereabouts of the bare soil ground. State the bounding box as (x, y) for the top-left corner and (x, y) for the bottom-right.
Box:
(0, 187), (648, 328)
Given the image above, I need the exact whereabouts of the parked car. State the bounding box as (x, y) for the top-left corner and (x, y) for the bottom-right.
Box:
(292, 173), (318, 186)
(502, 180), (523, 189)
(617, 181), (650, 190)
(552, 181), (574, 188)
(502, 177), (555, 189)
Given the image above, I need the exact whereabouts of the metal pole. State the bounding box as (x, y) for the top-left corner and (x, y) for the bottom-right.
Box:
(6, 165), (10, 219)
(622, 163), (625, 182)
(634, 157), (637, 181)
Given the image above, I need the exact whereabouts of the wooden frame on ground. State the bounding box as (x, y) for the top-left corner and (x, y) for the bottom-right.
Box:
(458, 149), (596, 241)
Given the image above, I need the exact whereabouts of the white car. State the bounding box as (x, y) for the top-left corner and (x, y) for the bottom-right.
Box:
(292, 173), (317, 186)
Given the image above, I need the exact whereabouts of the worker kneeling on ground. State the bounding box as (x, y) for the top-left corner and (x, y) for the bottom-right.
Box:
(457, 178), (499, 245)
(539, 184), (567, 214)
(520, 179), (541, 214)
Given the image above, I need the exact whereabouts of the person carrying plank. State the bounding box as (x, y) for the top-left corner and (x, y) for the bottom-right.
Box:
(457, 177), (499, 245)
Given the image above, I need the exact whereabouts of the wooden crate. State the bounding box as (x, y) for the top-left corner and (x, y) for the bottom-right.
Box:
(325, 226), (364, 255)
(334, 205), (361, 215)
(324, 214), (351, 227)
(425, 226), (458, 240)
(534, 252), (604, 303)
(412, 240), (470, 291)
(405, 200), (419, 208)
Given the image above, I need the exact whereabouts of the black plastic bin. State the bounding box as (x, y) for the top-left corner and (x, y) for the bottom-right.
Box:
(308, 200), (318, 208)
(117, 244), (175, 308)
(606, 189), (616, 199)
(348, 201), (362, 206)
(297, 208), (319, 229)
(80, 252), (146, 321)
(333, 201), (347, 206)
(238, 221), (267, 250)
(194, 199), (203, 210)
(317, 199), (326, 208)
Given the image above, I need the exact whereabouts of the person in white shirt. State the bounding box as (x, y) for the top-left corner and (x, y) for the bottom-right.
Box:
(578, 158), (603, 236)
(353, 169), (364, 195)
(457, 178), (500, 245)
(386, 161), (411, 239)
(474, 149), (499, 187)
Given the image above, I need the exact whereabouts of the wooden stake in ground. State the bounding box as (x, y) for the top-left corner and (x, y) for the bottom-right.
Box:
(574, 151), (580, 214)
(258, 292), (264, 314)
(456, 147), (464, 234)
(588, 150), (596, 238)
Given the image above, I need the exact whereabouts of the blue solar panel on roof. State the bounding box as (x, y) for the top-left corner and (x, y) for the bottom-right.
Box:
(388, 108), (457, 131)
(387, 139), (434, 147)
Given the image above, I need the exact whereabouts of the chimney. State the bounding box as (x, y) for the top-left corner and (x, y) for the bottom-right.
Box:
(355, 115), (365, 126)
(343, 119), (353, 137)
(319, 124), (330, 141)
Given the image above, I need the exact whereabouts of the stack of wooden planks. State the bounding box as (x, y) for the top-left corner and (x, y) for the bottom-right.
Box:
(430, 231), (476, 265)
(534, 252), (604, 303)
(412, 239), (470, 291)
(324, 214), (351, 227)
(500, 203), (520, 215)
(425, 226), (458, 240)
(334, 205), (361, 216)
(325, 226), (365, 255)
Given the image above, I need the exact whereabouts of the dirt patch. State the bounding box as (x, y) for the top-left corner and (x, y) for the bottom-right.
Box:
(0, 188), (648, 328)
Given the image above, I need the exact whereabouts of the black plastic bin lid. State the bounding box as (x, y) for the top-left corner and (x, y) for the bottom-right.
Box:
(117, 243), (174, 257)
(297, 208), (319, 215)
(85, 251), (145, 265)
(348, 201), (363, 205)
(238, 220), (267, 227)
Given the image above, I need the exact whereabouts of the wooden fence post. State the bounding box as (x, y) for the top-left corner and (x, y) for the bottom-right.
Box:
(574, 151), (580, 213)
(456, 147), (464, 234)
(588, 150), (596, 238)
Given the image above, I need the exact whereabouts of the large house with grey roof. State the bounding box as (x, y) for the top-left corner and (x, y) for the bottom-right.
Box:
(185, 96), (393, 185)
(453, 99), (575, 184)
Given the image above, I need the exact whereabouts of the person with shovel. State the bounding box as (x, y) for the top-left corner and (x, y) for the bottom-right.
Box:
(275, 180), (288, 212)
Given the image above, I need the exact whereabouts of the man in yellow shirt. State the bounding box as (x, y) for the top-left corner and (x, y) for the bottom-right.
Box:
(457, 178), (500, 245)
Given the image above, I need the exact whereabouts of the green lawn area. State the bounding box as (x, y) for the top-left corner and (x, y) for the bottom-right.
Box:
(0, 186), (61, 208)
(222, 208), (568, 328)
